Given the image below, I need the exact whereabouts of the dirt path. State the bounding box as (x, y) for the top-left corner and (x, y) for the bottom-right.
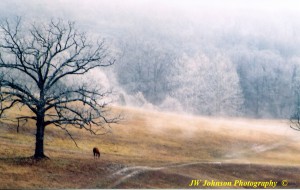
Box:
(107, 136), (300, 188)
(107, 161), (223, 188)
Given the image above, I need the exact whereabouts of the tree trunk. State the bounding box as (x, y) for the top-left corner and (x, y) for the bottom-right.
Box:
(34, 115), (47, 159)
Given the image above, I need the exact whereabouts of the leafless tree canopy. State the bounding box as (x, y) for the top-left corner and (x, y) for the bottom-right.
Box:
(0, 18), (119, 158)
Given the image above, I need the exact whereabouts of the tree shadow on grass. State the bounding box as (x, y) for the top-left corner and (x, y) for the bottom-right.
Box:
(0, 156), (50, 166)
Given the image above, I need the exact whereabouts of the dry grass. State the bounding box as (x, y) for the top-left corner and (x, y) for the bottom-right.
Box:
(0, 106), (300, 188)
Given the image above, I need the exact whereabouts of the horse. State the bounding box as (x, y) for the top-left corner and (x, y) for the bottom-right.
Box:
(93, 147), (100, 159)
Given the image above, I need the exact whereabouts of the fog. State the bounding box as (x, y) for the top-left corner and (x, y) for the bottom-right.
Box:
(1, 0), (300, 118)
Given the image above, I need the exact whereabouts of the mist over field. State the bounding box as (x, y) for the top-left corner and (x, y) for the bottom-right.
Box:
(2, 1), (300, 188)
(1, 0), (300, 118)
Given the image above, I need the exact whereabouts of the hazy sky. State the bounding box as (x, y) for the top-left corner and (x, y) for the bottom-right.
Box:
(6, 0), (300, 17)
(2, 0), (299, 28)
(2, 0), (300, 50)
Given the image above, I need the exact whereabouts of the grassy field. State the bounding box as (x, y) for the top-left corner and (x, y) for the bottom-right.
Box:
(0, 106), (300, 188)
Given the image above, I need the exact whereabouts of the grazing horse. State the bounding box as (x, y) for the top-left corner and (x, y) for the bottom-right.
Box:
(93, 147), (100, 159)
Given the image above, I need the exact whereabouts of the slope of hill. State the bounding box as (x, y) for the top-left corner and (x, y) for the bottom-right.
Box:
(0, 106), (300, 188)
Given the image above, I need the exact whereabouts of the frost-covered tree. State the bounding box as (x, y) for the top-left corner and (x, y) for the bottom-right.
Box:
(116, 39), (175, 105)
(235, 50), (293, 118)
(290, 61), (300, 130)
(206, 55), (244, 116)
(168, 53), (209, 114)
(169, 53), (244, 116)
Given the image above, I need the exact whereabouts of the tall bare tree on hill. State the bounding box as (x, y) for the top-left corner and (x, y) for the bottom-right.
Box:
(0, 18), (119, 159)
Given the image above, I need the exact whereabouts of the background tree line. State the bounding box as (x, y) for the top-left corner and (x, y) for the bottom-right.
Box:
(1, 0), (300, 119)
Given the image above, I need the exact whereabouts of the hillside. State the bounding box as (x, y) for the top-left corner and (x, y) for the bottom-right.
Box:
(0, 106), (300, 188)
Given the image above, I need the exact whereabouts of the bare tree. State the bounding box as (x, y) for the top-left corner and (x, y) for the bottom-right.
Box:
(0, 18), (119, 159)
